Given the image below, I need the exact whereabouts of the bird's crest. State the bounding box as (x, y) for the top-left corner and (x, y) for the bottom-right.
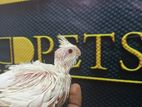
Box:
(58, 35), (74, 48)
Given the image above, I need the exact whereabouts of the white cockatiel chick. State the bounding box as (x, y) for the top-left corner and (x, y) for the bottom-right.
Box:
(0, 36), (81, 107)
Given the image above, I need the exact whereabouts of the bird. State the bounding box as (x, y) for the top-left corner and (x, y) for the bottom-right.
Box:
(0, 36), (81, 107)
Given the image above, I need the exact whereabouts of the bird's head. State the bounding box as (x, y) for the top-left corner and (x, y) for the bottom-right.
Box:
(54, 36), (81, 72)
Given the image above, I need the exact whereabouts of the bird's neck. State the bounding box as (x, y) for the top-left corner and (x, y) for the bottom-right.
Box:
(54, 60), (71, 73)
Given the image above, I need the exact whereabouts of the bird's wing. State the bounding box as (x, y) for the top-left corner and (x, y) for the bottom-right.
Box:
(0, 61), (55, 89)
(0, 70), (15, 89)
(0, 61), (65, 107)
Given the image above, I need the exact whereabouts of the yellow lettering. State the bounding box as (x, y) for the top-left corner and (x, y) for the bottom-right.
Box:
(120, 32), (142, 71)
(84, 33), (115, 70)
(34, 36), (54, 62)
(13, 37), (34, 64)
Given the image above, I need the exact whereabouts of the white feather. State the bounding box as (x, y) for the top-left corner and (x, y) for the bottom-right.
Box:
(0, 61), (71, 107)
(58, 36), (74, 48)
(0, 36), (80, 107)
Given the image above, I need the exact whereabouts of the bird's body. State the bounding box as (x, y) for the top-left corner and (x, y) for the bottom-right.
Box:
(0, 36), (81, 107)
(0, 61), (71, 107)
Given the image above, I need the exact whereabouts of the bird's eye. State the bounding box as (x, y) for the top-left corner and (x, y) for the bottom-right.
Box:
(68, 49), (73, 54)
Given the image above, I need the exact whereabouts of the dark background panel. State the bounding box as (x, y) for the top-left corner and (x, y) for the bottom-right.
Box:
(0, 0), (142, 107)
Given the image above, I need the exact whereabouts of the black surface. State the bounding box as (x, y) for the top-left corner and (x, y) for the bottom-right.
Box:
(0, 0), (142, 106)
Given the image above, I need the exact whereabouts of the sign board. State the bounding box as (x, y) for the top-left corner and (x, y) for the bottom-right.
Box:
(0, 0), (142, 106)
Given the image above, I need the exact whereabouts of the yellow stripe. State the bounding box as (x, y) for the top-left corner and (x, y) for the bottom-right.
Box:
(0, 0), (29, 5)
(71, 75), (142, 84)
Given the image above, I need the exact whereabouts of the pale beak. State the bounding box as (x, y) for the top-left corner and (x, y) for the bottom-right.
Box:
(76, 49), (81, 57)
